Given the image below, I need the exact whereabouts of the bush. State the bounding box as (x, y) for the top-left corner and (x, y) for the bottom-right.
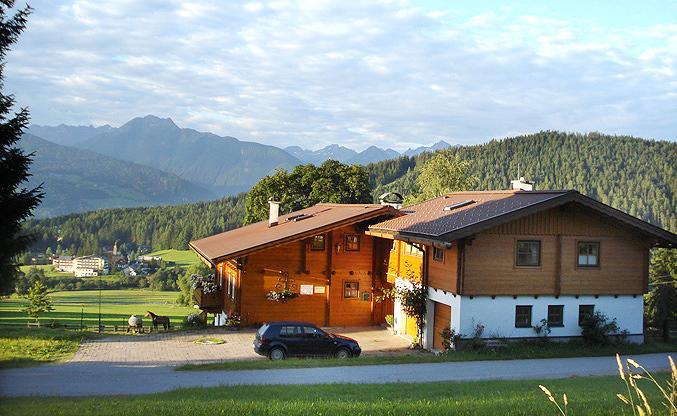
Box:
(440, 327), (462, 351)
(184, 313), (205, 328)
(580, 311), (620, 345)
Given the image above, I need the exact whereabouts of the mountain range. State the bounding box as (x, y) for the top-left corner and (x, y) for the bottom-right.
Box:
(19, 133), (214, 217)
(24, 115), (454, 217)
(285, 140), (452, 164)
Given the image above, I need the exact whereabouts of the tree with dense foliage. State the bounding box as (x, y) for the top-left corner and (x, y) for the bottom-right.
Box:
(177, 263), (211, 305)
(645, 248), (677, 341)
(0, 2), (43, 295)
(404, 152), (477, 205)
(22, 280), (54, 322)
(244, 160), (372, 224)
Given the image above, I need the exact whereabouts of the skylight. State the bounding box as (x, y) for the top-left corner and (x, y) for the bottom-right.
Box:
(287, 213), (313, 222)
(443, 199), (474, 211)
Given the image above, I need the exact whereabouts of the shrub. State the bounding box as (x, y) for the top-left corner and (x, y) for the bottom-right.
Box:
(385, 314), (394, 329)
(184, 313), (205, 328)
(469, 321), (485, 350)
(533, 319), (552, 341)
(440, 327), (462, 351)
(580, 311), (620, 345)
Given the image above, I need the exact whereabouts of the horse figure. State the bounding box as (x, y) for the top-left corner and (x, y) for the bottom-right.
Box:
(145, 311), (170, 331)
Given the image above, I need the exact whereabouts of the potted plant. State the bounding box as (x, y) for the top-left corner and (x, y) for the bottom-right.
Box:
(266, 289), (299, 303)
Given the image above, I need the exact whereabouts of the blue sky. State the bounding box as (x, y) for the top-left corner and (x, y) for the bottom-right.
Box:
(6, 0), (676, 151)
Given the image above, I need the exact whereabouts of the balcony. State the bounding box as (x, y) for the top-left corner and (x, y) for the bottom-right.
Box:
(193, 288), (223, 310)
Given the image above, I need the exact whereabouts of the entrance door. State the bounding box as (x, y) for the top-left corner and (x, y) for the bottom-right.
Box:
(433, 302), (452, 350)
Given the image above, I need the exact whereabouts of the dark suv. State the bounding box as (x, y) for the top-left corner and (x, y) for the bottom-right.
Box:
(254, 321), (361, 360)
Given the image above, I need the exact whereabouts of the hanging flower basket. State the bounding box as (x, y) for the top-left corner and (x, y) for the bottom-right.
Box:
(190, 274), (217, 294)
(266, 289), (299, 303)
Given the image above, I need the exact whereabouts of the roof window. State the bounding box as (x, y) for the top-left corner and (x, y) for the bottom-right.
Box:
(443, 199), (474, 211)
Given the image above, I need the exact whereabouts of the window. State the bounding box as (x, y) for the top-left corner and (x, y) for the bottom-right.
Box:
(279, 325), (300, 337)
(516, 240), (541, 266)
(515, 305), (532, 328)
(344, 281), (359, 299)
(548, 305), (564, 327)
(432, 247), (445, 262)
(310, 235), (325, 251)
(404, 243), (423, 257)
(577, 242), (600, 267)
(302, 326), (327, 338)
(578, 305), (595, 326)
(345, 235), (360, 251)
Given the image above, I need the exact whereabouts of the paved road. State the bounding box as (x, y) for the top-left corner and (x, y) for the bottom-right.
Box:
(0, 352), (673, 397)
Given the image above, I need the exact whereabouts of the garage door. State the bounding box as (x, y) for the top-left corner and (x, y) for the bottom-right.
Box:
(433, 302), (452, 350)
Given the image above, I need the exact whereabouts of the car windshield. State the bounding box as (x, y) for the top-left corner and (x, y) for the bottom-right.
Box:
(256, 324), (269, 337)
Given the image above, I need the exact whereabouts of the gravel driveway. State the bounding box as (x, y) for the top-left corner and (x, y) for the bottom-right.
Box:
(70, 326), (413, 366)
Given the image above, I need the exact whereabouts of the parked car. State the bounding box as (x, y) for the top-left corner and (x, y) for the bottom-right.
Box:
(254, 321), (361, 360)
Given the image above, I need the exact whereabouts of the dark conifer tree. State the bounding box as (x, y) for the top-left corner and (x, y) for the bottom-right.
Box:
(0, 1), (42, 295)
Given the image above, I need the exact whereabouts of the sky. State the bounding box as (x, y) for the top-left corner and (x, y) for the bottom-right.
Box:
(6, 0), (677, 151)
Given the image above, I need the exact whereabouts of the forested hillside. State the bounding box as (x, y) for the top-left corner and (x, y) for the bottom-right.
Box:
(20, 134), (215, 217)
(25, 195), (245, 255)
(24, 131), (675, 255)
(370, 131), (675, 231)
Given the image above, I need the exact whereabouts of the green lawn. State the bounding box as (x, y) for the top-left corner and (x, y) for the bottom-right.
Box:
(0, 373), (673, 415)
(177, 340), (677, 371)
(19, 264), (71, 278)
(0, 326), (96, 368)
(0, 289), (194, 327)
(146, 249), (200, 268)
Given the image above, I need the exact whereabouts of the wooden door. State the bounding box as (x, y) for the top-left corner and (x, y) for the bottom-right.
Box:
(433, 302), (452, 350)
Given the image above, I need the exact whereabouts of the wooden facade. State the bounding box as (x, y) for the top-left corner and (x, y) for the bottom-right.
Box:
(461, 204), (652, 296)
(215, 224), (394, 327)
(384, 203), (654, 297)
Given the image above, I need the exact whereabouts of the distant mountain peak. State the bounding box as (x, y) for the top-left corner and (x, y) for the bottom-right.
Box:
(123, 114), (178, 130)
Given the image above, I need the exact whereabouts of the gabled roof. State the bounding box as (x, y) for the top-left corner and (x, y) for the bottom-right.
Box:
(190, 203), (398, 265)
(367, 190), (676, 247)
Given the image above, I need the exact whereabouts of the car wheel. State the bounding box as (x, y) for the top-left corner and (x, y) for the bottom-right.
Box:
(269, 347), (286, 361)
(335, 348), (352, 359)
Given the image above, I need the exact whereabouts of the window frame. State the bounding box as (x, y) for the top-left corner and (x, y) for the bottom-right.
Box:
(515, 240), (541, 267)
(432, 246), (445, 262)
(345, 234), (360, 252)
(578, 305), (595, 326)
(310, 235), (326, 251)
(514, 305), (533, 328)
(343, 281), (359, 299)
(577, 241), (600, 268)
(547, 305), (564, 327)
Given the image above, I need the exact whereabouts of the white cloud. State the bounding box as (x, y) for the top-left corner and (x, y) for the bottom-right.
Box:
(5, 0), (676, 151)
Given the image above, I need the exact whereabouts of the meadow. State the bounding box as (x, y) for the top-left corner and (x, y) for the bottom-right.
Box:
(19, 264), (71, 278)
(146, 249), (200, 268)
(0, 373), (673, 416)
(0, 289), (194, 327)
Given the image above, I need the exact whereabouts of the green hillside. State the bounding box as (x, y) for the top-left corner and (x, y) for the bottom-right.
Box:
(23, 131), (675, 255)
(19, 133), (215, 217)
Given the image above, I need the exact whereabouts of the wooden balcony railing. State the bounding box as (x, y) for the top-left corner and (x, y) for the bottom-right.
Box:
(192, 288), (223, 309)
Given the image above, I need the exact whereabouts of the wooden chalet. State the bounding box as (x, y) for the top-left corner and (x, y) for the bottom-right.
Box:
(367, 184), (676, 348)
(189, 203), (399, 327)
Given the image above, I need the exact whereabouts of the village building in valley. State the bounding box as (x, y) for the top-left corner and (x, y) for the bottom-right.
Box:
(189, 181), (676, 349)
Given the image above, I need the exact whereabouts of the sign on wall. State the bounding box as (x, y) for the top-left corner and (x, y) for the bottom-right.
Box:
(300, 285), (314, 295)
(314, 286), (326, 294)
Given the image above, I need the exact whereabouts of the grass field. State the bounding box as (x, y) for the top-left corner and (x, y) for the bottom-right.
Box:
(19, 264), (71, 278)
(0, 327), (97, 368)
(0, 373), (672, 415)
(147, 249), (200, 268)
(177, 340), (677, 371)
(0, 289), (194, 327)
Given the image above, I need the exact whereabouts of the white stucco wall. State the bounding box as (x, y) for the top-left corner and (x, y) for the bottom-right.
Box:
(457, 295), (644, 339)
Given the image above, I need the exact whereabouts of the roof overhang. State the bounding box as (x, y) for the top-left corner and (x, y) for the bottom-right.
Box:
(189, 206), (400, 265)
(368, 191), (676, 248)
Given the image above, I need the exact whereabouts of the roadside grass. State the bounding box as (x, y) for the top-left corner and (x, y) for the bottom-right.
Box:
(0, 326), (97, 368)
(146, 249), (200, 268)
(0, 289), (193, 327)
(177, 340), (676, 371)
(0, 373), (672, 416)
